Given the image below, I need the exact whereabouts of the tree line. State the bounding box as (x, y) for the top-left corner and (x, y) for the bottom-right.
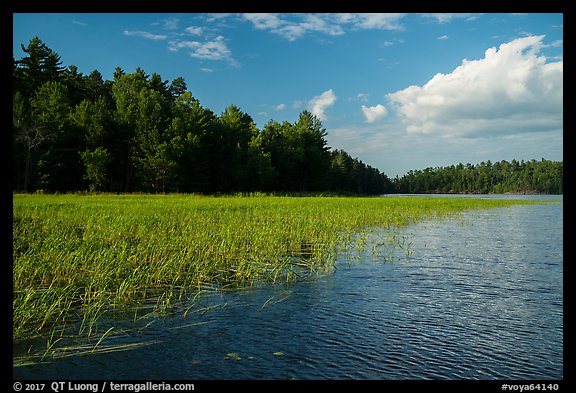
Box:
(393, 159), (563, 194)
(13, 37), (562, 196)
(13, 37), (394, 195)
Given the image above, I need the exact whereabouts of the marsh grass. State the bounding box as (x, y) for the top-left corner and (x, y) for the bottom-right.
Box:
(13, 193), (547, 361)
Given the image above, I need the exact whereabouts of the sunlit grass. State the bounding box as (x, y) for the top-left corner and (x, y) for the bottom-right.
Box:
(13, 193), (546, 358)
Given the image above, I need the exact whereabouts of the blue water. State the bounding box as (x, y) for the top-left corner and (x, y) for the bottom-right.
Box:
(13, 195), (563, 380)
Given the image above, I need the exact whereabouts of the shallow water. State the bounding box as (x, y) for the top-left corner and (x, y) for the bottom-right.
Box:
(13, 195), (563, 380)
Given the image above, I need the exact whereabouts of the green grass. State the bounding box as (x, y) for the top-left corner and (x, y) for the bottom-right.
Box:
(13, 193), (547, 348)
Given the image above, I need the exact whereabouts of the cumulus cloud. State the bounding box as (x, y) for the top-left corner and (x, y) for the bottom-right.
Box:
(386, 35), (563, 138)
(275, 103), (287, 111)
(361, 104), (388, 123)
(308, 89), (337, 121)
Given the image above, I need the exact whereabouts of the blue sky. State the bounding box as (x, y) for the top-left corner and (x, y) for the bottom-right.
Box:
(13, 13), (563, 178)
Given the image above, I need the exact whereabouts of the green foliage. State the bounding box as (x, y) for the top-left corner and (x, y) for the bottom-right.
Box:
(69, 96), (110, 147)
(394, 159), (563, 195)
(330, 149), (394, 194)
(31, 81), (71, 134)
(80, 147), (111, 191)
(14, 36), (66, 98)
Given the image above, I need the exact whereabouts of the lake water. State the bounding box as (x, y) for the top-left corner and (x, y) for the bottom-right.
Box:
(13, 195), (563, 380)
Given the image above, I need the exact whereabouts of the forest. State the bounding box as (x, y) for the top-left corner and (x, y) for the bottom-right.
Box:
(13, 37), (562, 195)
(12, 37), (393, 195)
(393, 159), (563, 195)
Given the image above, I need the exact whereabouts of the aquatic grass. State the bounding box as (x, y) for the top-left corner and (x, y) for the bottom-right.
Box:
(13, 193), (549, 358)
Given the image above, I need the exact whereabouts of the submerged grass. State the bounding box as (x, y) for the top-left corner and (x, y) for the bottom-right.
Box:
(13, 193), (548, 355)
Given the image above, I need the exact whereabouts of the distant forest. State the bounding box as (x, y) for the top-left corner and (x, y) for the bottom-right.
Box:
(393, 159), (563, 195)
(13, 37), (563, 195)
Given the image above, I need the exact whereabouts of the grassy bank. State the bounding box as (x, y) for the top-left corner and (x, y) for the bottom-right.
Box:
(13, 194), (544, 343)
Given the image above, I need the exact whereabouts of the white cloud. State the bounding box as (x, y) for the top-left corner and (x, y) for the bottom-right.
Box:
(361, 104), (388, 123)
(205, 13), (234, 23)
(162, 17), (180, 30)
(300, 14), (345, 36)
(242, 13), (345, 41)
(308, 89), (337, 121)
(190, 37), (230, 60)
(168, 36), (238, 66)
(123, 30), (168, 41)
(328, 117), (562, 179)
(242, 13), (405, 41)
(152, 17), (180, 31)
(387, 35), (563, 138)
(243, 13), (284, 30)
(437, 35), (449, 40)
(292, 100), (303, 109)
(347, 13), (406, 30)
(551, 39), (563, 47)
(421, 13), (482, 24)
(353, 93), (369, 102)
(276, 24), (307, 41)
(124, 17), (238, 67)
(275, 103), (287, 111)
(185, 26), (203, 35)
